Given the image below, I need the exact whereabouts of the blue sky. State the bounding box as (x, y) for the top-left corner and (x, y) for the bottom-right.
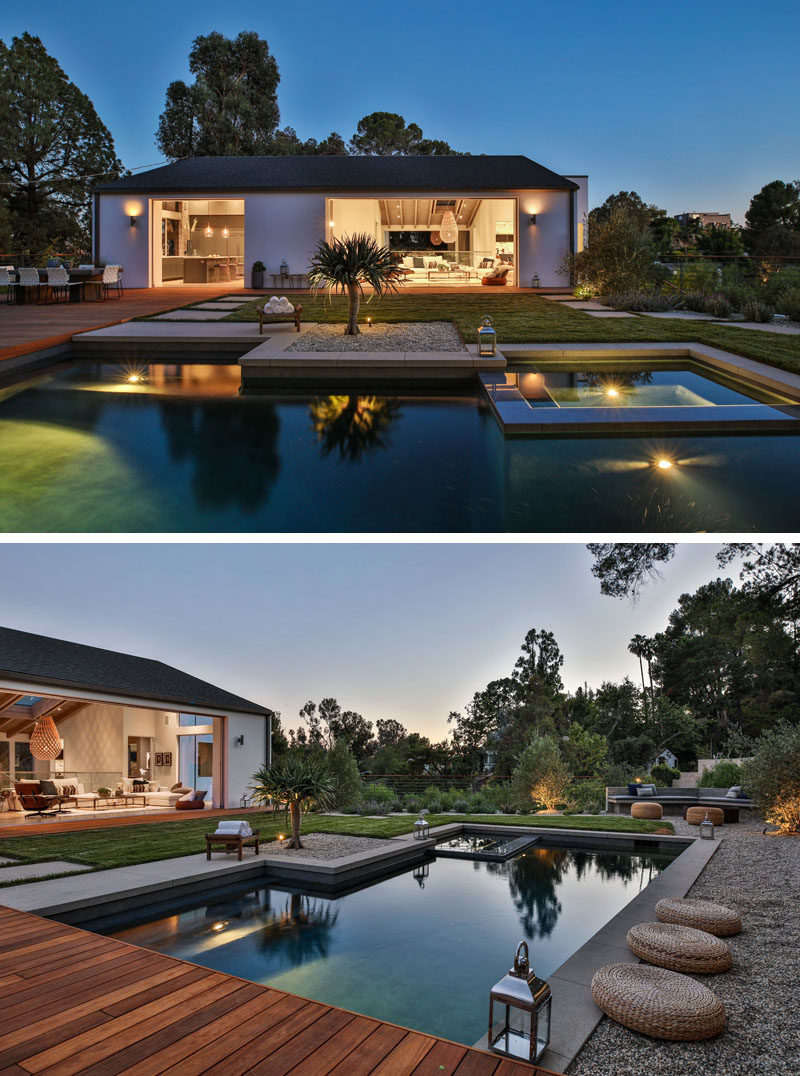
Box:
(0, 543), (731, 740)
(3, 1), (799, 223)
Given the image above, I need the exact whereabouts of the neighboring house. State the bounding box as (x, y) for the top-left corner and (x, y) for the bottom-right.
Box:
(93, 155), (588, 290)
(651, 748), (679, 770)
(0, 625), (272, 809)
(675, 211), (732, 229)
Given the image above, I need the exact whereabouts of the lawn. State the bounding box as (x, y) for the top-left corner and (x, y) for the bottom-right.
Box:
(0, 811), (673, 882)
(219, 292), (800, 375)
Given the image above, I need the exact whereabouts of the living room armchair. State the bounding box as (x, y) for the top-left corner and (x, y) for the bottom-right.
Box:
(13, 781), (66, 817)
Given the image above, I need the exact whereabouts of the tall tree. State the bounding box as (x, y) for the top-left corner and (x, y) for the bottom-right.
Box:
(0, 33), (124, 256)
(587, 543), (677, 601)
(743, 179), (800, 256)
(628, 634), (650, 712)
(156, 31), (281, 158)
(349, 112), (456, 155)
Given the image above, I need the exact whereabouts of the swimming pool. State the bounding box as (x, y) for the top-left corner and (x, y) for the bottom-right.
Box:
(2, 360), (800, 531)
(107, 841), (679, 1046)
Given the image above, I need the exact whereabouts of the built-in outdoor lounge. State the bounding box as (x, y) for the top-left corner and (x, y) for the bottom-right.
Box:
(0, 625), (272, 821)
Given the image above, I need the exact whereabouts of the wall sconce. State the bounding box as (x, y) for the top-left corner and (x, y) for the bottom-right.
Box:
(235, 734), (245, 746)
(130, 216), (138, 228)
(529, 214), (537, 226)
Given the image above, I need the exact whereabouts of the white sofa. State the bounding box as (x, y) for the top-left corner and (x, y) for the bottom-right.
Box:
(397, 254), (513, 284)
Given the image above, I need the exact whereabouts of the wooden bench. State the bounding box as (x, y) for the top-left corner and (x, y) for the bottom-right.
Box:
(258, 303), (303, 334)
(205, 829), (261, 861)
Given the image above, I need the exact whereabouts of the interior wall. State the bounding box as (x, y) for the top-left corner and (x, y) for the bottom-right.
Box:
(60, 703), (124, 778)
(329, 199), (382, 245)
(470, 198), (515, 262)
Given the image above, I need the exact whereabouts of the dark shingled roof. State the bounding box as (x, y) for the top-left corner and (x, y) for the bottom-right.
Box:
(95, 155), (578, 194)
(0, 626), (270, 717)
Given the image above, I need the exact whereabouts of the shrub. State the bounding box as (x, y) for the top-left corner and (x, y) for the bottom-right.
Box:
(467, 794), (492, 814)
(742, 723), (800, 833)
(404, 795), (421, 814)
(703, 293), (733, 318)
(326, 739), (363, 810)
(569, 782), (605, 814)
(720, 282), (755, 312)
(604, 290), (678, 312)
(451, 798), (469, 813)
(483, 781), (514, 813)
(650, 763), (682, 787)
(741, 298), (774, 322)
(775, 285), (800, 322)
(425, 799), (443, 814)
(697, 761), (743, 788)
(511, 734), (573, 812)
(358, 799), (390, 815)
(573, 284), (595, 300)
(364, 782), (396, 805)
(251, 260), (265, 272)
(681, 291), (707, 313)
(565, 207), (660, 295)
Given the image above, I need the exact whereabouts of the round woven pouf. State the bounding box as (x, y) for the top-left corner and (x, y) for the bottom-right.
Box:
(627, 921), (732, 973)
(631, 801), (663, 820)
(656, 897), (742, 937)
(591, 963), (726, 1041)
(686, 805), (724, 826)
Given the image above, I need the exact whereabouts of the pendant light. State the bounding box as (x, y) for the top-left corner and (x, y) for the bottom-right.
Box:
(30, 710), (62, 760)
(430, 232), (442, 246)
(440, 206), (458, 244)
(204, 200), (214, 239)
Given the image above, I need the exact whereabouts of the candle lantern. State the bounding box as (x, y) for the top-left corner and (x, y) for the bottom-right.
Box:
(700, 812), (715, 840)
(477, 316), (497, 357)
(413, 863), (430, 888)
(488, 941), (551, 1064)
(280, 259), (289, 278)
(413, 814), (430, 840)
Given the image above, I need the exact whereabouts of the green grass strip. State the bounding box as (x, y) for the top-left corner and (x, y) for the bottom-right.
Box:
(0, 811), (673, 882)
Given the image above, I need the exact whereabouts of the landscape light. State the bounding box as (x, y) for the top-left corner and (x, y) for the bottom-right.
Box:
(127, 374), (141, 384)
(657, 459), (673, 470)
(606, 388), (619, 397)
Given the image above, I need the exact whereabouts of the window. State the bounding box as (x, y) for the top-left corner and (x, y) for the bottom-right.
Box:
(179, 733), (213, 795)
(15, 741), (34, 777)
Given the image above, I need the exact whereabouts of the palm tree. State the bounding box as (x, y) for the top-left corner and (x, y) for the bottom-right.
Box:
(249, 757), (335, 849)
(628, 634), (649, 714)
(306, 233), (404, 335)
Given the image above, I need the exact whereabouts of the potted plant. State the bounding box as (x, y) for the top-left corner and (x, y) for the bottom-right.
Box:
(97, 786), (112, 799)
(251, 260), (266, 290)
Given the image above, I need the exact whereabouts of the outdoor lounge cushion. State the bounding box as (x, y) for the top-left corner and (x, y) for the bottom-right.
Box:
(637, 783), (657, 797)
(628, 783), (641, 796)
(725, 786), (742, 798)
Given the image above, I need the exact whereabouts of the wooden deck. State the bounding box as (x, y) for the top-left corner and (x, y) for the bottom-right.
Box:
(0, 904), (560, 1075)
(0, 284), (245, 364)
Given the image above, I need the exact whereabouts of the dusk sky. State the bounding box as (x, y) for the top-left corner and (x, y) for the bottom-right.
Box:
(4, 1), (799, 223)
(0, 543), (734, 740)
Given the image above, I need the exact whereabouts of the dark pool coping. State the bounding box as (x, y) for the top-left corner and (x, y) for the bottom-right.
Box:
(0, 820), (709, 1072)
(477, 342), (800, 434)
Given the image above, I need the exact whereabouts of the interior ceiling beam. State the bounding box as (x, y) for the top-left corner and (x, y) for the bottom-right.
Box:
(31, 696), (68, 720)
(1, 717), (35, 737)
(0, 693), (25, 714)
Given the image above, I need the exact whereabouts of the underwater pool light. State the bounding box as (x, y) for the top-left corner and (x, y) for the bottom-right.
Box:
(656, 458), (674, 470)
(127, 374), (141, 384)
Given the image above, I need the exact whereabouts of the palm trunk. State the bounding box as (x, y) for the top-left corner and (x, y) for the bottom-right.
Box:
(346, 284), (360, 335)
(638, 656), (648, 715)
(288, 800), (303, 849)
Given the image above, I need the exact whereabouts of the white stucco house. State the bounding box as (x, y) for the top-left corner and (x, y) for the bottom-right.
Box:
(93, 155), (588, 290)
(0, 625), (272, 812)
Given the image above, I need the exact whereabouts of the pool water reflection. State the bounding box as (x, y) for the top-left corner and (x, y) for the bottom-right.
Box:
(109, 843), (678, 1045)
(1, 361), (799, 531)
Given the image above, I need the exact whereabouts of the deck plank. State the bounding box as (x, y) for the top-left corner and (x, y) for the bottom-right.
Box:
(0, 905), (558, 1076)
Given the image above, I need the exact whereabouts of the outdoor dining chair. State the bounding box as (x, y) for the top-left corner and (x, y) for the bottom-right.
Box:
(1, 267), (19, 304)
(101, 264), (123, 299)
(46, 266), (83, 303)
(18, 267), (44, 303)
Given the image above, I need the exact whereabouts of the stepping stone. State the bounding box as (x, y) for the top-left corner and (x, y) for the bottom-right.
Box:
(0, 856), (21, 865)
(152, 310), (228, 321)
(561, 300), (615, 310)
(191, 303), (243, 311)
(0, 860), (92, 882)
(585, 310), (638, 318)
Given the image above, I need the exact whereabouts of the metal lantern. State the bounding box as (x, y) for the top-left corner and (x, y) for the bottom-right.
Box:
(477, 316), (497, 357)
(700, 812), (715, 840)
(280, 259), (289, 278)
(488, 941), (551, 1064)
(532, 274), (540, 288)
(413, 814), (431, 839)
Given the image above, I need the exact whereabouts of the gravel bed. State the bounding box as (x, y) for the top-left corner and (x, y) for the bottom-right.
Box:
(568, 818), (800, 1076)
(286, 321), (465, 352)
(260, 832), (398, 860)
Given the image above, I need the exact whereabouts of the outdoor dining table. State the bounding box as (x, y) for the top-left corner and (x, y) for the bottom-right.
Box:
(12, 267), (106, 303)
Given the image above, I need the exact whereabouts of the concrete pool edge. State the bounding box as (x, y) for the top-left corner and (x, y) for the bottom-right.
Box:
(478, 341), (800, 434)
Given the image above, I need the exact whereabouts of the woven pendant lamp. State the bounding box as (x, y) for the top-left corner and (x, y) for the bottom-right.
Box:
(30, 713), (62, 760)
(439, 209), (457, 243)
(430, 231), (442, 246)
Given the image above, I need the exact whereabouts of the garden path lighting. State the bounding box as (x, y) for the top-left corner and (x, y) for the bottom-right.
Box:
(413, 814), (430, 839)
(700, 813), (715, 840)
(477, 316), (497, 357)
(488, 940), (551, 1063)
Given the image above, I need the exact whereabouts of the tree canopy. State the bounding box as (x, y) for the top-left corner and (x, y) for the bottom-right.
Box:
(0, 33), (124, 256)
(743, 179), (800, 256)
(349, 112), (457, 155)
